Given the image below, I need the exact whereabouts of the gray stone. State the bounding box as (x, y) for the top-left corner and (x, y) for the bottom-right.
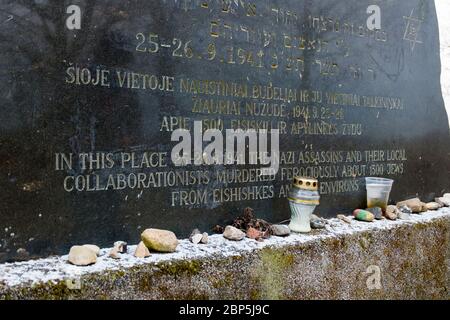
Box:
(223, 226), (245, 241)
(68, 246), (97, 266)
(310, 220), (326, 229)
(271, 224), (291, 237)
(366, 207), (383, 220)
(399, 205), (413, 214)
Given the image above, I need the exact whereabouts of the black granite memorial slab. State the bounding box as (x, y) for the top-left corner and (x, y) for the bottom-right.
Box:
(0, 0), (449, 261)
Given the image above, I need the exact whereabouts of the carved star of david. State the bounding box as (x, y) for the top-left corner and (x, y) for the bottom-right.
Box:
(403, 9), (423, 52)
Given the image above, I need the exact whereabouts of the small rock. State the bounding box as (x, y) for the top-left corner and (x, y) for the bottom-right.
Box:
(82, 244), (101, 256)
(189, 229), (202, 244)
(399, 205), (413, 214)
(310, 220), (326, 229)
(310, 214), (326, 226)
(353, 209), (375, 222)
(68, 246), (97, 266)
(141, 229), (179, 253)
(113, 241), (127, 254)
(366, 207), (383, 220)
(337, 214), (352, 224)
(436, 200), (445, 208)
(223, 225), (245, 241)
(396, 198), (426, 213)
(435, 197), (450, 207)
(134, 241), (150, 258)
(271, 224), (290, 236)
(443, 193), (450, 199)
(109, 247), (120, 259)
(398, 211), (411, 220)
(201, 232), (208, 244)
(420, 203), (428, 213)
(246, 227), (263, 240)
(426, 202), (441, 211)
(190, 228), (201, 237)
(191, 233), (203, 244)
(385, 205), (399, 220)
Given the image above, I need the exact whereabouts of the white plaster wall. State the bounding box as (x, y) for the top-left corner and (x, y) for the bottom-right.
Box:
(436, 0), (450, 127)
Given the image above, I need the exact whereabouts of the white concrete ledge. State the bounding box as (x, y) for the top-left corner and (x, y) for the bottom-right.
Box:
(0, 208), (448, 300)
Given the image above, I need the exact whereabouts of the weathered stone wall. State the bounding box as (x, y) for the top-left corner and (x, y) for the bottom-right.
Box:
(0, 2), (449, 299)
(0, 209), (448, 300)
(436, 0), (450, 126)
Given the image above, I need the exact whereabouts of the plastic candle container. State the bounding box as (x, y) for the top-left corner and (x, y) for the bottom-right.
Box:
(365, 177), (394, 212)
(288, 177), (320, 233)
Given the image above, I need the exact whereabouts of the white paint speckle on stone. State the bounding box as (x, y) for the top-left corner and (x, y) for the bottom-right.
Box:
(0, 208), (448, 288)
